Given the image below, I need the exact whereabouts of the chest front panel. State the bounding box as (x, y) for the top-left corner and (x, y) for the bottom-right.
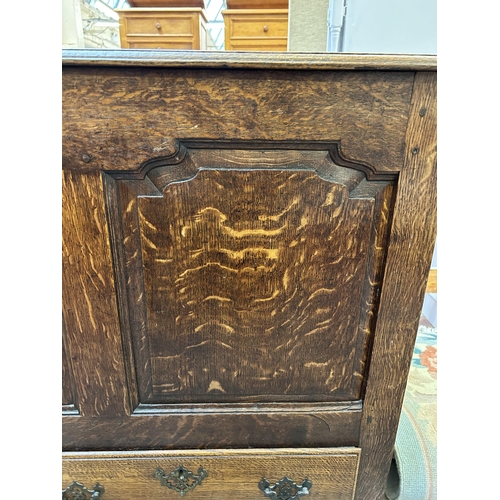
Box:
(63, 55), (436, 500)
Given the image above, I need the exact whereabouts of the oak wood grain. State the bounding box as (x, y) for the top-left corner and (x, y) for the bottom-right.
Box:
(62, 66), (414, 175)
(106, 152), (392, 404)
(63, 448), (360, 500)
(62, 53), (436, 499)
(355, 72), (437, 500)
(62, 316), (76, 410)
(62, 170), (131, 417)
(63, 402), (362, 450)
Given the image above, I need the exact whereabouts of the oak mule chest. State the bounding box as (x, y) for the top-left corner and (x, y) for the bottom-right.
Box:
(62, 50), (437, 500)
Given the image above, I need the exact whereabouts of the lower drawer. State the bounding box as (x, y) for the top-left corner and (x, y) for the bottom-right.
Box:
(62, 447), (360, 499)
(125, 37), (196, 49)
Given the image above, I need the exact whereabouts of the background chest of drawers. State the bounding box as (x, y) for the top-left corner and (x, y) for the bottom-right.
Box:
(116, 7), (208, 50)
(223, 9), (288, 51)
(223, 0), (288, 51)
(62, 50), (436, 500)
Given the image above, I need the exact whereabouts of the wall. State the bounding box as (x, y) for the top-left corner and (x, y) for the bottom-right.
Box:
(335, 0), (438, 325)
(63, 0), (85, 48)
(288, 0), (330, 51)
(341, 0), (437, 54)
(62, 0), (121, 48)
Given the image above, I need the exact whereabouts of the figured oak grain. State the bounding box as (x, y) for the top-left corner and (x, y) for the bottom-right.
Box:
(105, 147), (393, 404)
(62, 54), (437, 500)
(144, 170), (368, 401)
(62, 66), (414, 175)
(62, 170), (131, 417)
(63, 402), (362, 450)
(355, 72), (437, 500)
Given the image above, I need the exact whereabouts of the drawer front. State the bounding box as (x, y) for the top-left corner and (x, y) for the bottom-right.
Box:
(63, 448), (360, 499)
(124, 13), (195, 36)
(226, 13), (288, 38)
(227, 0), (288, 7)
(126, 37), (195, 49)
(227, 38), (288, 51)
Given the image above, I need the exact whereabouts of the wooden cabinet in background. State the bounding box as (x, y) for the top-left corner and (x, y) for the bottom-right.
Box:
(116, 8), (208, 50)
(62, 50), (436, 500)
(223, 9), (288, 51)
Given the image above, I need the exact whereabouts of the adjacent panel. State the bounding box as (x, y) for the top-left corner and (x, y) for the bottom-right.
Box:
(105, 143), (394, 406)
(62, 170), (131, 417)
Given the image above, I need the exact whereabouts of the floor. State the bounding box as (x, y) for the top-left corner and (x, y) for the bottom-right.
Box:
(385, 311), (436, 499)
(419, 314), (434, 329)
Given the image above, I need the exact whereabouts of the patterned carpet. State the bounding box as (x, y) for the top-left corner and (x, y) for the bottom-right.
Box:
(386, 324), (437, 500)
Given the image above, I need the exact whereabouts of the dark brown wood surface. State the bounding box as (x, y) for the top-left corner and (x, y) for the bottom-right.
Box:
(62, 170), (131, 417)
(63, 448), (361, 500)
(139, 169), (375, 401)
(62, 51), (437, 500)
(105, 146), (393, 405)
(62, 317), (78, 413)
(355, 72), (437, 500)
(63, 402), (362, 450)
(62, 66), (414, 175)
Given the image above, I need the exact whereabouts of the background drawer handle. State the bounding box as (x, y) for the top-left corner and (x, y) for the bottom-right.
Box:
(263, 25), (269, 32)
(154, 465), (208, 496)
(259, 476), (312, 499)
(156, 22), (161, 29)
(62, 481), (105, 499)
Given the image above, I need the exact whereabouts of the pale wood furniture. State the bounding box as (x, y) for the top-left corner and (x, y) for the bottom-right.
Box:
(128, 0), (205, 6)
(116, 8), (207, 50)
(222, 8), (288, 51)
(226, 0), (288, 7)
(426, 269), (437, 293)
(62, 50), (437, 500)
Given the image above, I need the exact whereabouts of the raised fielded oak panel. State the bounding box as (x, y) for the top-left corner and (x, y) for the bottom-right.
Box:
(105, 143), (394, 406)
(62, 50), (437, 500)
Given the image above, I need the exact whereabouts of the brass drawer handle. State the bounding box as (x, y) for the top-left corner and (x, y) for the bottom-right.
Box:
(259, 476), (312, 499)
(154, 465), (208, 496)
(156, 22), (161, 29)
(263, 25), (269, 32)
(62, 481), (105, 499)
